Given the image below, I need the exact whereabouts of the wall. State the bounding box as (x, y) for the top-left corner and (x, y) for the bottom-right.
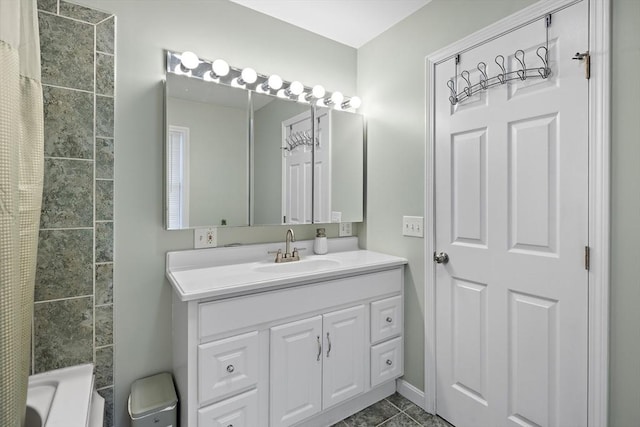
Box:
(73, 1), (357, 426)
(610, 0), (640, 425)
(358, 0), (536, 391)
(167, 97), (248, 227)
(35, 0), (115, 425)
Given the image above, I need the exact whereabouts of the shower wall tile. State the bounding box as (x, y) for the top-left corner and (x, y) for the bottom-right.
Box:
(96, 222), (113, 263)
(98, 387), (113, 427)
(96, 96), (114, 138)
(33, 297), (93, 373)
(96, 138), (114, 179)
(37, 0), (57, 13)
(95, 346), (114, 388)
(96, 53), (114, 96)
(96, 17), (114, 54)
(96, 180), (113, 221)
(59, 0), (111, 24)
(41, 158), (93, 228)
(95, 304), (113, 347)
(43, 85), (93, 159)
(95, 263), (113, 305)
(39, 12), (93, 91)
(35, 229), (93, 301)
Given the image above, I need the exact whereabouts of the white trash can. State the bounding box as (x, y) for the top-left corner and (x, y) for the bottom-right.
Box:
(128, 372), (178, 427)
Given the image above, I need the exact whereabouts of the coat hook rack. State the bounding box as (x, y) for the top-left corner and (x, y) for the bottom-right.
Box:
(282, 129), (319, 152)
(447, 46), (551, 105)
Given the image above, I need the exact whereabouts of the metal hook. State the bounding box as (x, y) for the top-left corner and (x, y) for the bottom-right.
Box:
(477, 62), (488, 89)
(536, 46), (550, 78)
(447, 79), (457, 105)
(515, 49), (527, 80)
(495, 55), (506, 84)
(461, 70), (472, 97)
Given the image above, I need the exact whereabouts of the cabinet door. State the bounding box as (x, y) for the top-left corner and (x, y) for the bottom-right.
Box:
(198, 388), (258, 427)
(322, 305), (365, 409)
(270, 316), (323, 427)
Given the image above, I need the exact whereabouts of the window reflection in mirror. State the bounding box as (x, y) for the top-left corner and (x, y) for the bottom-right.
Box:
(165, 73), (249, 229)
(252, 93), (312, 225)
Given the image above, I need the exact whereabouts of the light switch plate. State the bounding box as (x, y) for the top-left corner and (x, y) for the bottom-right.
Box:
(194, 227), (217, 248)
(402, 216), (424, 237)
(339, 222), (352, 237)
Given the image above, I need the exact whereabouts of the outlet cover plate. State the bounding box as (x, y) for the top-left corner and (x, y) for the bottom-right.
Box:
(339, 222), (352, 237)
(194, 227), (217, 248)
(402, 216), (424, 237)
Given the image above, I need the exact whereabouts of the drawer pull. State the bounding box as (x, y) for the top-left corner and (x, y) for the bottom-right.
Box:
(386, 317), (393, 323)
(326, 332), (332, 358)
(226, 364), (235, 373)
(386, 359), (393, 366)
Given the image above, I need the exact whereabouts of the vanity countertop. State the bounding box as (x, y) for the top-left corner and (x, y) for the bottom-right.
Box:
(166, 237), (407, 301)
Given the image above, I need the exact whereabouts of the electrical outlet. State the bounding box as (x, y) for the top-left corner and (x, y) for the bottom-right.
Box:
(402, 216), (424, 237)
(194, 227), (217, 248)
(339, 222), (352, 237)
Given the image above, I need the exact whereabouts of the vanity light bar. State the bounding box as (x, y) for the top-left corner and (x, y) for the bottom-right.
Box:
(167, 50), (361, 111)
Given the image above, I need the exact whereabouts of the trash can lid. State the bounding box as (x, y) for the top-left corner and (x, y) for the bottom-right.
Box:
(129, 372), (178, 418)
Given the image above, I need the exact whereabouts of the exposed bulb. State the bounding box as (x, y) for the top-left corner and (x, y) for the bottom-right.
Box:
(263, 74), (283, 91)
(288, 81), (304, 96)
(240, 67), (257, 84)
(342, 95), (362, 110)
(330, 91), (344, 105)
(312, 85), (326, 99)
(180, 51), (199, 70)
(211, 59), (230, 77)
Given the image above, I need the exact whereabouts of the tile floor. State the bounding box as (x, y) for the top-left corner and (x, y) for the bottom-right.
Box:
(332, 393), (454, 426)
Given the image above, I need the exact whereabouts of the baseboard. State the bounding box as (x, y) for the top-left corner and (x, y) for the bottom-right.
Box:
(396, 378), (427, 411)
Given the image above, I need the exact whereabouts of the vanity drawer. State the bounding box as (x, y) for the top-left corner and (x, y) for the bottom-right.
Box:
(198, 388), (258, 427)
(370, 295), (402, 344)
(198, 331), (259, 405)
(370, 337), (403, 387)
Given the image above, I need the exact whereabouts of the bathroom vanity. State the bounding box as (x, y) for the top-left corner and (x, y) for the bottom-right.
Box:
(166, 237), (407, 427)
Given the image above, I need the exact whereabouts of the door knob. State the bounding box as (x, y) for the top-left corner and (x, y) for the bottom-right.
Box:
(433, 252), (449, 264)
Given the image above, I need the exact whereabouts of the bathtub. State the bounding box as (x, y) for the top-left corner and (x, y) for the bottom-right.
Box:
(26, 364), (104, 427)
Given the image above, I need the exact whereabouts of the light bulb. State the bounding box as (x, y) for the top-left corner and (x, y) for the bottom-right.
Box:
(331, 91), (344, 105)
(342, 96), (362, 110)
(289, 81), (304, 96)
(240, 67), (257, 84)
(312, 85), (326, 98)
(211, 59), (230, 77)
(262, 74), (283, 91)
(180, 51), (199, 70)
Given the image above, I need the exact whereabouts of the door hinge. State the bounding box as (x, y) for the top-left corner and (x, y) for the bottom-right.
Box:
(572, 51), (591, 79)
(546, 14), (552, 28)
(585, 246), (591, 271)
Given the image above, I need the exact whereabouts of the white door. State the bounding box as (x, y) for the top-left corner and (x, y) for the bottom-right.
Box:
(283, 112), (313, 224)
(322, 305), (365, 409)
(270, 316), (322, 427)
(434, 3), (588, 427)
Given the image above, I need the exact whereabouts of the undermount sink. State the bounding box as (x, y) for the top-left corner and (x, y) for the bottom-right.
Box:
(252, 257), (341, 273)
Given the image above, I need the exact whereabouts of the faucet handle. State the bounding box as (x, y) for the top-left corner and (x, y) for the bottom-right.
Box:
(271, 249), (283, 263)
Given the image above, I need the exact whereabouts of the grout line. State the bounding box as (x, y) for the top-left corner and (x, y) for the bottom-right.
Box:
(92, 21), (98, 370)
(96, 50), (114, 57)
(96, 93), (114, 99)
(96, 178), (114, 182)
(43, 82), (93, 94)
(96, 136), (114, 140)
(95, 14), (115, 26)
(44, 156), (93, 162)
(34, 294), (93, 304)
(97, 385), (113, 392)
(95, 302), (113, 309)
(95, 344), (113, 351)
(40, 227), (93, 231)
(375, 412), (401, 427)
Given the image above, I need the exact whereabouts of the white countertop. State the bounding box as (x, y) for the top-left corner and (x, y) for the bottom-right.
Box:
(166, 238), (407, 301)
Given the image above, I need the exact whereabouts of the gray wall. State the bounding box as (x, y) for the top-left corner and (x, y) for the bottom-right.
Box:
(167, 97), (248, 227)
(35, 1), (115, 425)
(73, 1), (356, 426)
(610, 0), (640, 425)
(358, 0), (536, 390)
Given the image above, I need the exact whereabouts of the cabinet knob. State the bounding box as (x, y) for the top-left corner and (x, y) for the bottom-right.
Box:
(386, 359), (393, 366)
(386, 317), (393, 323)
(226, 364), (235, 373)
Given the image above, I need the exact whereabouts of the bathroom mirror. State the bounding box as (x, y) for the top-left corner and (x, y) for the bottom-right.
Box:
(165, 72), (250, 229)
(164, 52), (364, 230)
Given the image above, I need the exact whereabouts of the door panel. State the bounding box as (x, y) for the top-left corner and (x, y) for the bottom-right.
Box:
(434, 2), (588, 426)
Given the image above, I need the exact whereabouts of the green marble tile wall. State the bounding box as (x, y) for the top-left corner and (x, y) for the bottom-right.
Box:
(35, 1), (115, 425)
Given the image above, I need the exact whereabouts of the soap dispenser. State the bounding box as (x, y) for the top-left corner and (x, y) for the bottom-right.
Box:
(314, 228), (328, 255)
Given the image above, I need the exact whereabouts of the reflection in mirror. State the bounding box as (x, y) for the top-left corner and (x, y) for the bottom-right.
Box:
(252, 93), (311, 225)
(165, 73), (249, 229)
(314, 107), (364, 223)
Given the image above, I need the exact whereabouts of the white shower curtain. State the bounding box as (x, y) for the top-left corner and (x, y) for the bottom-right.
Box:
(0, 1), (44, 426)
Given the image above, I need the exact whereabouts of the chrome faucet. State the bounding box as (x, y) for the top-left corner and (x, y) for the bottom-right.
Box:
(274, 228), (300, 263)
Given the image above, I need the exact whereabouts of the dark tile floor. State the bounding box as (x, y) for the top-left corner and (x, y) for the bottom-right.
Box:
(332, 393), (454, 426)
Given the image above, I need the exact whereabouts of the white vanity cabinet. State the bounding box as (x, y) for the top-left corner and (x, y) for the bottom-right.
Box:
(168, 240), (407, 427)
